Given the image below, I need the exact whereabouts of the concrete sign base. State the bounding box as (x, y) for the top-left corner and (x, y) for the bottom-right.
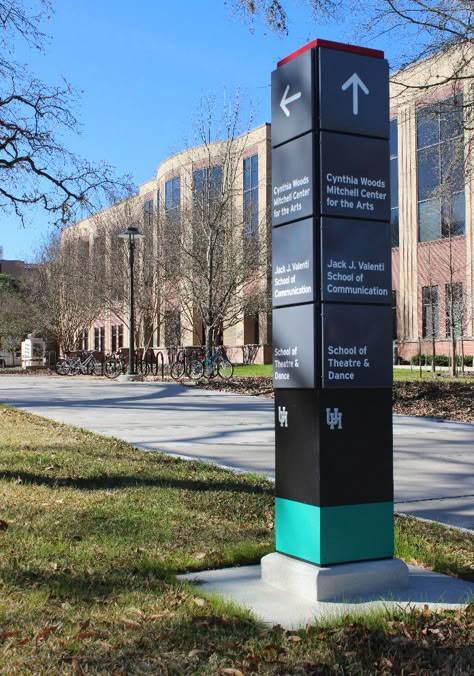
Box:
(261, 552), (409, 602)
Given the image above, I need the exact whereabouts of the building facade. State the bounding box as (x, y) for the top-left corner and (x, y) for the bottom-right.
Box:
(64, 45), (473, 363)
(389, 45), (473, 361)
(63, 123), (272, 363)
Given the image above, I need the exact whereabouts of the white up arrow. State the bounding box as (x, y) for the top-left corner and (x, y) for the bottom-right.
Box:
(341, 73), (369, 115)
(280, 84), (302, 117)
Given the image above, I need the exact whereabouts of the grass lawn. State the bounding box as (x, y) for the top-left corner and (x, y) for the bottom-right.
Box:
(233, 364), (272, 378)
(234, 364), (474, 384)
(393, 368), (474, 383)
(0, 405), (473, 674)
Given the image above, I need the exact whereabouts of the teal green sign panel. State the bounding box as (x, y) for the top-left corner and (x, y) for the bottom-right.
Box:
(275, 498), (394, 565)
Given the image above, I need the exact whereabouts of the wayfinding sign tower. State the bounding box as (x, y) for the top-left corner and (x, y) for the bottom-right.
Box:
(270, 39), (394, 568)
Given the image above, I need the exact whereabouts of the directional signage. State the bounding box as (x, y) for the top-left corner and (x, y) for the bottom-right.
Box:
(271, 48), (314, 148)
(270, 39), (394, 569)
(320, 132), (390, 221)
(273, 219), (314, 307)
(319, 47), (389, 138)
(321, 218), (391, 304)
(322, 304), (392, 388)
(273, 304), (315, 389)
(272, 133), (314, 227)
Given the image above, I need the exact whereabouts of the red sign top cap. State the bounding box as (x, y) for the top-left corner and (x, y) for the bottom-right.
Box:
(277, 38), (384, 67)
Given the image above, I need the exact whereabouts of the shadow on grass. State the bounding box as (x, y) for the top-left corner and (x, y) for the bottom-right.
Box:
(1, 559), (182, 601)
(0, 469), (274, 495)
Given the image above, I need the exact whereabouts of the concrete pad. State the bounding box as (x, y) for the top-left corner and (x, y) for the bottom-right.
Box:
(179, 563), (474, 629)
(261, 553), (409, 602)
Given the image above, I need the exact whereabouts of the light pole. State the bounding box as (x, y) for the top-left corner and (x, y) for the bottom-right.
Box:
(118, 225), (145, 376)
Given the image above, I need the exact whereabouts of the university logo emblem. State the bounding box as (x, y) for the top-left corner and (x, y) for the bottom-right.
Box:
(326, 407), (343, 430)
(278, 406), (288, 428)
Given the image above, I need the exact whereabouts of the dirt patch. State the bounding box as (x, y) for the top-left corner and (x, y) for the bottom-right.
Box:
(196, 376), (474, 424)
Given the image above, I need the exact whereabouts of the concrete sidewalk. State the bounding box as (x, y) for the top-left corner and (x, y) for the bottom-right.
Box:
(0, 375), (473, 530)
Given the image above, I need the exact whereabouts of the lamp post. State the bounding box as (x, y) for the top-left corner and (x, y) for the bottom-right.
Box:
(118, 225), (145, 376)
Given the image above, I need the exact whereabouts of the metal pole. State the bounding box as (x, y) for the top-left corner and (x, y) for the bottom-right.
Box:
(128, 234), (135, 375)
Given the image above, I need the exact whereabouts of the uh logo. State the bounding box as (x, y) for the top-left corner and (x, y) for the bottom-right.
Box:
(326, 407), (343, 430)
(278, 406), (288, 428)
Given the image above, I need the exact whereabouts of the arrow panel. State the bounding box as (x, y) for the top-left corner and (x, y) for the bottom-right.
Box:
(319, 47), (389, 138)
(271, 48), (315, 148)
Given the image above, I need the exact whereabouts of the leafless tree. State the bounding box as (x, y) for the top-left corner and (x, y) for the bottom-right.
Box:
(164, 92), (270, 354)
(0, 1), (133, 228)
(28, 231), (98, 352)
(231, 1), (473, 121)
(85, 197), (167, 356)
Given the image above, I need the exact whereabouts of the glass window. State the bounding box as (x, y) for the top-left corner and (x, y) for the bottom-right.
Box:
(422, 286), (439, 339)
(442, 191), (465, 238)
(143, 199), (153, 229)
(244, 154), (259, 238)
(390, 119), (399, 247)
(416, 95), (465, 242)
(419, 198), (441, 243)
(417, 146), (440, 201)
(165, 176), (180, 222)
(193, 166), (222, 204)
(416, 104), (439, 149)
(392, 291), (397, 340)
(440, 95), (464, 141)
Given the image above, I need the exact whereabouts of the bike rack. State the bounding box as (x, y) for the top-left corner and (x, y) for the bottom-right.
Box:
(155, 351), (164, 379)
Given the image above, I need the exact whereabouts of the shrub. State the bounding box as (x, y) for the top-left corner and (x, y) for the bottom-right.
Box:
(410, 354), (473, 367)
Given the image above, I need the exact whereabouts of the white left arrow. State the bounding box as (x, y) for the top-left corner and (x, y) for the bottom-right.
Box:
(341, 73), (369, 115)
(280, 84), (302, 117)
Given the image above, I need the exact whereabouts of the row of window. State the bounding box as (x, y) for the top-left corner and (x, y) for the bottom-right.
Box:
(422, 282), (465, 339)
(392, 283), (466, 341)
(142, 154), (259, 236)
(76, 325), (124, 353)
(391, 94), (465, 247)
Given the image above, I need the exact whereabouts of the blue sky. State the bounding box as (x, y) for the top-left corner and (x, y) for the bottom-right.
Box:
(2, 0), (397, 261)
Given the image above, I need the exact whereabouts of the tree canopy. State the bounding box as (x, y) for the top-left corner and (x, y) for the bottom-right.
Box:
(232, 1), (473, 67)
(0, 1), (132, 227)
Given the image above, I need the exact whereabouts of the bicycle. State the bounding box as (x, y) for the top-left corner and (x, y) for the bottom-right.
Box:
(55, 357), (70, 376)
(189, 348), (233, 381)
(104, 352), (127, 379)
(67, 351), (102, 376)
(170, 348), (205, 380)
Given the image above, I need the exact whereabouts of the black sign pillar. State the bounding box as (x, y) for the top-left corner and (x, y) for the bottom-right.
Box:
(271, 39), (394, 567)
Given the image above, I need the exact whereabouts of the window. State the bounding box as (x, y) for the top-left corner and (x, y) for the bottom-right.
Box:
(390, 119), (399, 247)
(422, 286), (439, 339)
(193, 166), (222, 205)
(244, 154), (259, 238)
(94, 326), (105, 351)
(111, 324), (124, 352)
(417, 95), (465, 242)
(392, 291), (397, 340)
(76, 329), (88, 351)
(144, 199), (153, 229)
(445, 282), (463, 338)
(164, 176), (180, 223)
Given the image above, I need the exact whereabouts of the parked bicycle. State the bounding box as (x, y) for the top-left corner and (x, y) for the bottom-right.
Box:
(55, 352), (101, 376)
(103, 350), (151, 379)
(189, 347), (233, 381)
(103, 351), (127, 379)
(170, 347), (205, 380)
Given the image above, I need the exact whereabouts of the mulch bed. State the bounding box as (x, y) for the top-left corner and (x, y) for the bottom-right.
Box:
(196, 376), (474, 424)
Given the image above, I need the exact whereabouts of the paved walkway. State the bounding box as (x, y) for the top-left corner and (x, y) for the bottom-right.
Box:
(0, 375), (473, 530)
